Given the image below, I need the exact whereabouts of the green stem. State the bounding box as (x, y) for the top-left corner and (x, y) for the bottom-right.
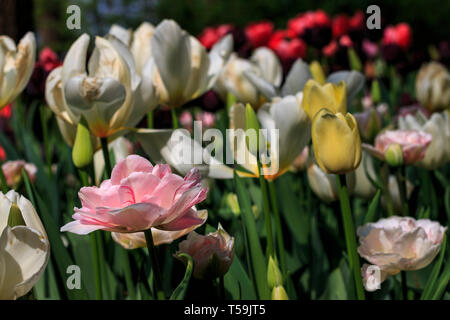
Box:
(219, 275), (225, 300)
(147, 111), (154, 129)
(100, 137), (112, 178)
(267, 180), (286, 278)
(0, 161), (8, 193)
(120, 248), (136, 300)
(381, 164), (394, 217)
(401, 271), (408, 300)
(79, 169), (102, 300)
(97, 232), (111, 299)
(171, 108), (179, 129)
(395, 166), (409, 216)
(257, 161), (274, 258)
(40, 106), (52, 177)
(336, 174), (365, 300)
(144, 229), (165, 300)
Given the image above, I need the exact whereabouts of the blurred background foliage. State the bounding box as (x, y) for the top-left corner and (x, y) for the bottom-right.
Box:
(0, 0), (449, 53)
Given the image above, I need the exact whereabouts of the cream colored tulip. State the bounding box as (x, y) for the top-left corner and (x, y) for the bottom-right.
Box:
(398, 110), (450, 169)
(151, 20), (232, 108)
(63, 34), (132, 137)
(217, 48), (282, 108)
(358, 216), (446, 291)
(0, 191), (49, 300)
(130, 22), (155, 73)
(229, 94), (311, 180)
(416, 62), (450, 112)
(112, 210), (207, 250)
(0, 32), (36, 108)
(307, 151), (376, 202)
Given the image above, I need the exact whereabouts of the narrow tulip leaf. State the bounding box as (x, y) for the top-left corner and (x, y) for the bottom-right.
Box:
(430, 258), (450, 300)
(170, 253), (193, 300)
(22, 170), (90, 300)
(224, 256), (257, 300)
(364, 189), (381, 224)
(420, 233), (447, 300)
(233, 171), (270, 299)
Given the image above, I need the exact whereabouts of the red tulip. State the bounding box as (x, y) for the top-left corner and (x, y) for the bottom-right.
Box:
(332, 14), (349, 38)
(349, 10), (365, 31)
(382, 23), (412, 50)
(245, 21), (274, 48)
(288, 10), (331, 37)
(268, 30), (307, 62)
(0, 104), (12, 119)
(198, 24), (233, 50)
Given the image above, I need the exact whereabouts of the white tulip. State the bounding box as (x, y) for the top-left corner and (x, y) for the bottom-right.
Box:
(216, 48), (282, 108)
(0, 191), (49, 300)
(151, 19), (232, 108)
(0, 32), (36, 108)
(398, 110), (450, 169)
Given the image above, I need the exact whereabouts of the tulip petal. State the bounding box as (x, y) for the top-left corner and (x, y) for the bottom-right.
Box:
(111, 155), (154, 185)
(281, 58), (312, 96)
(152, 20), (192, 107)
(0, 226), (49, 300)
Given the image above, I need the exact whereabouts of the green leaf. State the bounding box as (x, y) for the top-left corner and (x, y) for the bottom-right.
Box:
(421, 233), (447, 300)
(22, 170), (90, 300)
(170, 253), (194, 300)
(364, 189), (381, 224)
(233, 171), (270, 299)
(224, 256), (257, 299)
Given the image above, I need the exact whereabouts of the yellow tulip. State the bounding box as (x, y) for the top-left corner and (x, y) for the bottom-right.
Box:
(312, 108), (362, 174)
(309, 61), (326, 84)
(302, 79), (347, 121)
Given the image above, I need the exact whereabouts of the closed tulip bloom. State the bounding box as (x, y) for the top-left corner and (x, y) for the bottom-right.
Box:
(398, 111), (450, 169)
(152, 20), (232, 108)
(2, 160), (37, 188)
(307, 162), (339, 202)
(416, 62), (450, 112)
(302, 79), (347, 121)
(61, 155), (208, 235)
(176, 224), (234, 280)
(0, 32), (36, 108)
(0, 191), (49, 299)
(363, 130), (432, 165)
(312, 108), (362, 174)
(358, 217), (446, 291)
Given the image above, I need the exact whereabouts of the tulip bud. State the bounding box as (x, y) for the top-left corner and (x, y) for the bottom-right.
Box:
(245, 104), (261, 155)
(225, 193), (240, 217)
(8, 203), (26, 227)
(385, 143), (403, 167)
(271, 285), (289, 300)
(310, 61), (326, 85)
(371, 80), (381, 104)
(302, 80), (347, 121)
(72, 119), (94, 169)
(267, 256), (283, 289)
(348, 48), (362, 72)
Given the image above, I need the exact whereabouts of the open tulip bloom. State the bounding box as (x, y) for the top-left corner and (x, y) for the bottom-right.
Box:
(61, 155), (208, 235)
(2, 8), (450, 304)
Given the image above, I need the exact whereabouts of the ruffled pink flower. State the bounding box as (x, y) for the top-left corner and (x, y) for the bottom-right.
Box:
(363, 130), (432, 165)
(61, 155), (208, 235)
(2, 160), (37, 187)
(358, 216), (446, 291)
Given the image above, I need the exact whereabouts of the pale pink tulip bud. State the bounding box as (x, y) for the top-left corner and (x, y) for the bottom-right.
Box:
(176, 224), (235, 280)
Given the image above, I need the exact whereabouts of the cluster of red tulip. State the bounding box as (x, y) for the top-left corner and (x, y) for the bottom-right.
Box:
(198, 10), (412, 72)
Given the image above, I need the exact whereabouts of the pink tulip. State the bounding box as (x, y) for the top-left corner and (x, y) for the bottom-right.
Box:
(363, 130), (432, 165)
(61, 155), (208, 235)
(2, 160), (37, 187)
(176, 225), (235, 280)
